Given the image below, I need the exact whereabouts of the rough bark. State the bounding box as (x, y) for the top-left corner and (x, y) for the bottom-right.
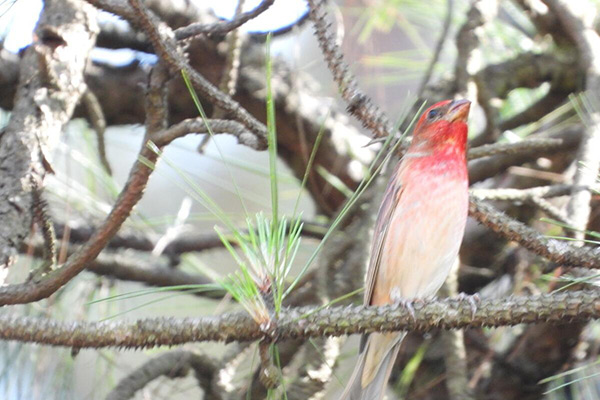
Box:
(0, 0), (98, 266)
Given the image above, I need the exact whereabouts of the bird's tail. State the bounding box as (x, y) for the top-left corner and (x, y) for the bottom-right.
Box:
(339, 332), (406, 400)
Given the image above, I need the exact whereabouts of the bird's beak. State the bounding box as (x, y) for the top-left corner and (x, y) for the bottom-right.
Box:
(446, 99), (471, 123)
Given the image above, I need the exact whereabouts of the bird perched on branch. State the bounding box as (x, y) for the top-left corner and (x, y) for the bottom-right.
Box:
(340, 99), (471, 400)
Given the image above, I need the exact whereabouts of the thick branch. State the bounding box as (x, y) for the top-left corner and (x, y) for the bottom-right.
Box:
(0, 291), (599, 349)
(0, 66), (170, 305)
(467, 138), (563, 160)
(0, 0), (98, 266)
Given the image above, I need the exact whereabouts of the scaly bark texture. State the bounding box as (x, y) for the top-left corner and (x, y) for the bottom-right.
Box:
(0, 0), (98, 266)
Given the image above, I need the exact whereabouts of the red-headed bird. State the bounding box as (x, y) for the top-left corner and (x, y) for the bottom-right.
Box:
(340, 99), (471, 400)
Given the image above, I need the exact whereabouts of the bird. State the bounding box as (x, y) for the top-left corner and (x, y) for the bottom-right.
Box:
(340, 99), (471, 400)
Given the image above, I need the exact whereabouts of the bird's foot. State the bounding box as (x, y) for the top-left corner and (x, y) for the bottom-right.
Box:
(455, 292), (480, 318)
(390, 288), (418, 321)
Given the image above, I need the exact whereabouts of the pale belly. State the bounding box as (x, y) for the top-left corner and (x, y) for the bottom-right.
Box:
(372, 175), (468, 303)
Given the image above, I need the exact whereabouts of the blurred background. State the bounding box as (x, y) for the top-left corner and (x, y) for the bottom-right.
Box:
(1, 0), (599, 399)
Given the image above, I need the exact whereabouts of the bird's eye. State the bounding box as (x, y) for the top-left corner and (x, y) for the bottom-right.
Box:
(427, 108), (440, 120)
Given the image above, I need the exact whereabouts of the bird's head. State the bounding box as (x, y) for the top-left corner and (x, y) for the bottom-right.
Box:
(411, 99), (470, 153)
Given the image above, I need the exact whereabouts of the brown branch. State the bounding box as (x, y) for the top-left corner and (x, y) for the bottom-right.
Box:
(0, 291), (599, 349)
(439, 261), (475, 400)
(471, 184), (594, 225)
(475, 51), (578, 100)
(198, 0), (246, 153)
(258, 341), (279, 390)
(0, 0), (98, 266)
(469, 198), (600, 269)
(543, 0), (600, 242)
(0, 64), (170, 305)
(454, 0), (497, 94)
(418, 0), (454, 94)
(470, 184), (597, 201)
(455, 0), (499, 146)
(55, 219), (325, 256)
(174, 0), (274, 40)
(125, 0), (268, 148)
(306, 0), (394, 139)
(498, 89), (568, 132)
(468, 126), (582, 184)
(467, 138), (564, 160)
(512, 0), (569, 45)
(28, 179), (58, 281)
(107, 350), (221, 400)
(82, 88), (112, 175)
(87, 253), (224, 299)
(154, 118), (263, 149)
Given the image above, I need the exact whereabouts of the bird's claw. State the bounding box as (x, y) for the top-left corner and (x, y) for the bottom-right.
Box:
(400, 299), (416, 321)
(390, 288), (418, 321)
(456, 292), (480, 319)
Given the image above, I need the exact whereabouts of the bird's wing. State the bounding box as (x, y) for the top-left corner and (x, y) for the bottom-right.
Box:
(363, 171), (404, 305)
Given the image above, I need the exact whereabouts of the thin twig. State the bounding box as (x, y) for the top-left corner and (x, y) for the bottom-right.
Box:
(418, 0), (454, 94)
(27, 178), (58, 282)
(199, 0), (247, 153)
(154, 118), (263, 149)
(468, 126), (583, 184)
(54, 218), (326, 256)
(82, 88), (112, 175)
(87, 253), (224, 299)
(174, 0), (275, 41)
(528, 197), (574, 225)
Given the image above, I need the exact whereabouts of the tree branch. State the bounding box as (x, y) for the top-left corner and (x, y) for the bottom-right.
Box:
(469, 198), (600, 269)
(467, 138), (564, 160)
(0, 291), (599, 349)
(125, 0), (268, 147)
(107, 350), (221, 400)
(0, 0), (98, 266)
(174, 0), (274, 40)
(0, 65), (171, 305)
(306, 0), (394, 138)
(543, 0), (600, 242)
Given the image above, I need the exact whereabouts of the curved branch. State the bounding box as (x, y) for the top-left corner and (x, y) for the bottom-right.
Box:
(174, 0), (275, 40)
(107, 350), (220, 400)
(0, 65), (171, 305)
(126, 0), (268, 148)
